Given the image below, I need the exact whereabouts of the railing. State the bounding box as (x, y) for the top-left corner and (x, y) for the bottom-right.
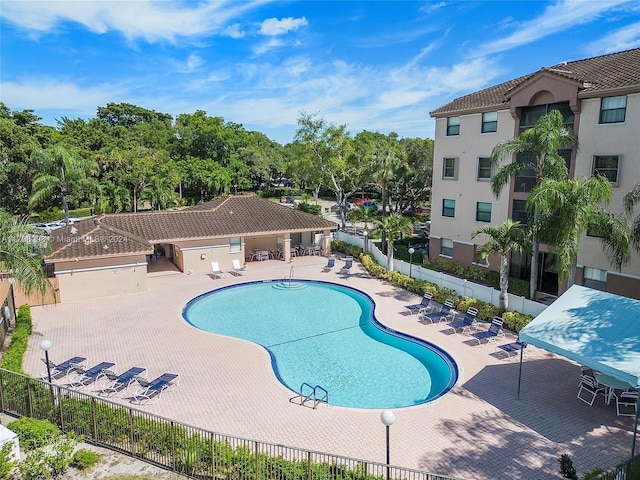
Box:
(299, 383), (328, 409)
(334, 231), (546, 317)
(593, 454), (640, 479)
(0, 369), (462, 480)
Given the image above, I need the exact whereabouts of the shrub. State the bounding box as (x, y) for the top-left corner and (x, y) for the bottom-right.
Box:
(0, 305), (32, 373)
(487, 270), (530, 297)
(559, 454), (578, 479)
(18, 433), (77, 480)
(71, 448), (100, 470)
(582, 468), (604, 480)
(0, 443), (15, 480)
(502, 311), (533, 333)
(8, 417), (61, 450)
(296, 202), (322, 215)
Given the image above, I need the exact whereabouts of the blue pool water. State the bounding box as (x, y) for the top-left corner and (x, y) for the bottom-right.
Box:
(183, 280), (457, 409)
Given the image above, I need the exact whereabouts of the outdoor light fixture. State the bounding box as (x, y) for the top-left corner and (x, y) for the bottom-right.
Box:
(380, 410), (395, 480)
(408, 248), (415, 278)
(363, 229), (368, 254)
(40, 339), (53, 385)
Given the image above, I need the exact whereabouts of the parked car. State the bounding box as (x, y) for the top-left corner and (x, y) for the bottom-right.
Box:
(403, 206), (424, 215)
(57, 217), (83, 226)
(362, 201), (378, 211)
(32, 222), (64, 235)
(354, 198), (372, 206)
(330, 203), (353, 212)
(280, 196), (298, 204)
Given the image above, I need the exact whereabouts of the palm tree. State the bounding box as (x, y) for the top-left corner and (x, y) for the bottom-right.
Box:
(0, 212), (51, 298)
(472, 219), (529, 313)
(29, 145), (99, 223)
(624, 183), (640, 252)
(491, 109), (577, 299)
(374, 213), (412, 271)
(527, 175), (618, 288)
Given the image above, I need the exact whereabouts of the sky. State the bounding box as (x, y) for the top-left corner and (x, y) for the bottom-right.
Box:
(2, 1), (640, 145)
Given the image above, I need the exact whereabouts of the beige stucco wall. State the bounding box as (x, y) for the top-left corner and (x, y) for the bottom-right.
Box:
(55, 255), (148, 302)
(430, 109), (513, 260)
(574, 93), (640, 278)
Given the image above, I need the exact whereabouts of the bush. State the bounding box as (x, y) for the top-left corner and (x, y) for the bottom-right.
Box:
(0, 443), (15, 480)
(8, 417), (61, 450)
(487, 270), (530, 297)
(297, 202), (322, 215)
(502, 311), (533, 333)
(559, 454), (578, 479)
(0, 305), (33, 373)
(71, 448), (100, 470)
(18, 433), (77, 480)
(582, 468), (604, 480)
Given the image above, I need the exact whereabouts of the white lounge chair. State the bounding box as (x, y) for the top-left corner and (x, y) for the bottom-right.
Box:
(231, 259), (246, 276)
(210, 261), (225, 278)
(322, 255), (336, 272)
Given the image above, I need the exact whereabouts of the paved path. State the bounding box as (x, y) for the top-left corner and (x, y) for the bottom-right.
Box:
(25, 256), (634, 480)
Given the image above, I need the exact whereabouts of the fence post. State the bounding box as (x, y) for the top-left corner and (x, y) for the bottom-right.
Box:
(57, 385), (64, 430)
(210, 433), (215, 480)
(0, 370), (5, 413)
(129, 408), (135, 456)
(91, 397), (98, 441)
(254, 441), (259, 480)
(307, 451), (312, 480)
(170, 420), (176, 473)
(27, 377), (34, 418)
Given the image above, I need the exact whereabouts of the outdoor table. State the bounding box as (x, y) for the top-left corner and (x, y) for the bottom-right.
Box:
(596, 373), (632, 405)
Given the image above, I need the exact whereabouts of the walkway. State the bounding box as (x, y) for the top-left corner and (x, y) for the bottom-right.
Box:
(24, 256), (634, 479)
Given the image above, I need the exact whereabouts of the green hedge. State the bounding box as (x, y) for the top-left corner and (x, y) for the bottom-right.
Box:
(331, 240), (533, 332)
(487, 270), (531, 298)
(0, 305), (32, 373)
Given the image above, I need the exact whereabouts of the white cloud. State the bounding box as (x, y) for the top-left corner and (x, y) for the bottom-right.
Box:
(259, 17), (308, 36)
(0, 0), (274, 43)
(222, 23), (245, 39)
(473, 0), (633, 57)
(585, 21), (640, 54)
(252, 38), (285, 56)
(419, 1), (447, 14)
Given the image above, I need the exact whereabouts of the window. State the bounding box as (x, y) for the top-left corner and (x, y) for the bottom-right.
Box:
(440, 238), (453, 257)
(592, 155), (621, 185)
(477, 157), (492, 180)
(442, 199), (455, 218)
(599, 96), (627, 124)
(512, 200), (528, 224)
(514, 152), (537, 192)
(481, 112), (498, 133)
(473, 245), (488, 266)
(476, 202), (492, 222)
(442, 157), (458, 179)
(229, 237), (241, 252)
(583, 267), (607, 291)
(447, 116), (460, 136)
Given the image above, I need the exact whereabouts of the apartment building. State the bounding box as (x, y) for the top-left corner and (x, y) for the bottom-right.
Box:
(429, 48), (640, 299)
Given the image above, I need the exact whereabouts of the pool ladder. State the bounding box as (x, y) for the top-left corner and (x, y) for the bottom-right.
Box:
(299, 382), (328, 409)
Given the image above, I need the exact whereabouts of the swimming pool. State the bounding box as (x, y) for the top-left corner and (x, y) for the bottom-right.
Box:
(183, 280), (458, 409)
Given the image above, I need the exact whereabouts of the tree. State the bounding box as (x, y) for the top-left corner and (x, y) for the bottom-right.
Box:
(374, 213), (412, 271)
(527, 175), (619, 288)
(624, 183), (640, 252)
(472, 219), (529, 313)
(29, 145), (99, 223)
(295, 113), (362, 230)
(0, 212), (51, 297)
(491, 109), (577, 299)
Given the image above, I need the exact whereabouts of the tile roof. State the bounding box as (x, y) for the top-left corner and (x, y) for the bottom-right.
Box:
(45, 195), (338, 262)
(430, 48), (640, 116)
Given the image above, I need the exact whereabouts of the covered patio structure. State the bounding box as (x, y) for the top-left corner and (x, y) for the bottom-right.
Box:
(519, 285), (640, 455)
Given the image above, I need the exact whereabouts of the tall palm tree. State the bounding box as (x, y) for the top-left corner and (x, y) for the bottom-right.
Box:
(624, 183), (640, 252)
(347, 205), (376, 236)
(472, 219), (529, 313)
(29, 145), (99, 223)
(0, 212), (51, 298)
(491, 109), (577, 299)
(374, 213), (412, 271)
(527, 175), (617, 288)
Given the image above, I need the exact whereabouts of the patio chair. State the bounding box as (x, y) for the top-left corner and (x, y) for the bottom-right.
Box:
(404, 292), (434, 315)
(210, 261), (225, 279)
(41, 356), (87, 381)
(130, 372), (180, 405)
(98, 366), (147, 397)
(577, 374), (605, 406)
(420, 298), (457, 324)
(322, 255), (336, 272)
(444, 307), (478, 335)
(230, 259), (246, 276)
(67, 361), (116, 389)
(495, 340), (527, 359)
(615, 389), (638, 417)
(469, 317), (505, 345)
(339, 256), (353, 274)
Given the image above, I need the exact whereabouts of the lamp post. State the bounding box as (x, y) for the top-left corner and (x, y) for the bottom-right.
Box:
(40, 340), (53, 384)
(408, 248), (415, 278)
(363, 228), (368, 254)
(380, 410), (395, 480)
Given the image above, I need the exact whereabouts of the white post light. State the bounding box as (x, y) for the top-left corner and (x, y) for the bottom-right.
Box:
(380, 410), (395, 480)
(408, 248), (415, 278)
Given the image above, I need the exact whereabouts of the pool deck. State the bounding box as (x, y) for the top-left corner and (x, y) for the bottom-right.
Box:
(24, 256), (634, 480)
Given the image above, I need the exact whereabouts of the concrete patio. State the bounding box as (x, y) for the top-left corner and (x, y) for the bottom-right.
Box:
(24, 255), (635, 480)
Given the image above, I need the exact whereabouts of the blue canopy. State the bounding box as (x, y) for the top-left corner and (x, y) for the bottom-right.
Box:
(519, 284), (640, 389)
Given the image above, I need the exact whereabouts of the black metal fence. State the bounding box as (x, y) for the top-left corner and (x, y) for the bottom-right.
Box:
(0, 369), (459, 480)
(593, 454), (640, 480)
